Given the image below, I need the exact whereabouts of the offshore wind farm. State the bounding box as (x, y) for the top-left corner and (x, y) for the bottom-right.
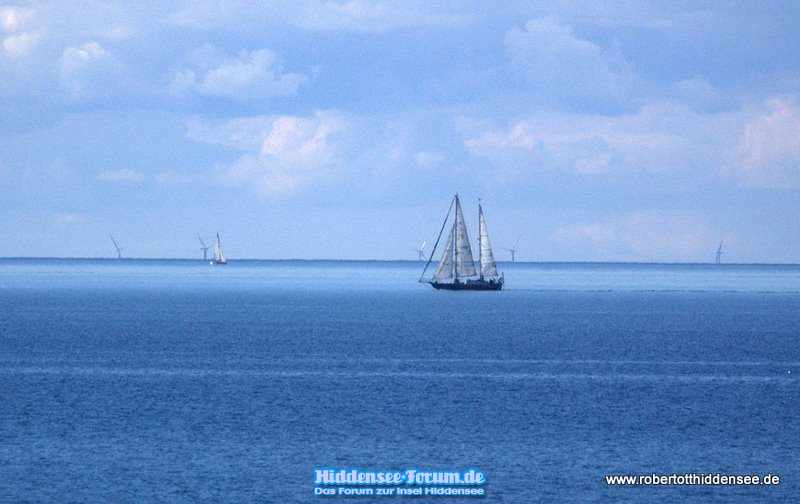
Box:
(94, 229), (756, 268)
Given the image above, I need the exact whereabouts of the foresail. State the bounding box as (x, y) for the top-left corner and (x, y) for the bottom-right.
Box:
(433, 226), (455, 280)
(454, 197), (477, 277)
(479, 205), (498, 277)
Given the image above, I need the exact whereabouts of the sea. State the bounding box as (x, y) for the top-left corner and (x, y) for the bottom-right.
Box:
(1, 259), (798, 503)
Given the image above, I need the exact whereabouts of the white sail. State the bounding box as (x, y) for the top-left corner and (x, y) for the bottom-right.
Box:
(433, 225), (455, 281)
(478, 204), (498, 277)
(454, 196), (477, 278)
(213, 233), (226, 263)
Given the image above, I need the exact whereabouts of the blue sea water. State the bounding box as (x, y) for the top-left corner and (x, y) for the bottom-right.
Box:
(1, 259), (798, 503)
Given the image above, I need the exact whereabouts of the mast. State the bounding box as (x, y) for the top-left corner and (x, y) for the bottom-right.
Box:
(453, 198), (458, 281)
(478, 199), (482, 280)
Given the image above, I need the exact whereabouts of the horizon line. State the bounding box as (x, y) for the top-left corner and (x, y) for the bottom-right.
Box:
(1, 256), (798, 267)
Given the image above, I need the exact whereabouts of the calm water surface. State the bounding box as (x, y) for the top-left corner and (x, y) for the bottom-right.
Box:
(1, 260), (798, 502)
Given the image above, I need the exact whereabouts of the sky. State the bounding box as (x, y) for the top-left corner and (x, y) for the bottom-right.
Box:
(1, 1), (799, 262)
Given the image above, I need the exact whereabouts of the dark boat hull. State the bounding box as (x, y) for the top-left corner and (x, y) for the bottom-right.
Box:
(430, 278), (503, 291)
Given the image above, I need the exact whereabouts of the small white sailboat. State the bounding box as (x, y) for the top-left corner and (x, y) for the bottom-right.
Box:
(420, 194), (503, 290)
(211, 232), (227, 265)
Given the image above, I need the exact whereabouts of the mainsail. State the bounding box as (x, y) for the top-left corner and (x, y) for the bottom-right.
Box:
(453, 196), (477, 278)
(213, 233), (226, 263)
(478, 204), (498, 277)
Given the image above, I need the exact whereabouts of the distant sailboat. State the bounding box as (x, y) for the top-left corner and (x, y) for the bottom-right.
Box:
(715, 241), (723, 264)
(420, 194), (503, 291)
(211, 232), (227, 265)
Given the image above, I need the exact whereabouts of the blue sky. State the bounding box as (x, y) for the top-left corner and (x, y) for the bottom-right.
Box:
(1, 1), (798, 262)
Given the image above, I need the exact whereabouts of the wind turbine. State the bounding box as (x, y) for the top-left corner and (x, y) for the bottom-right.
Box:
(110, 234), (124, 259)
(198, 234), (211, 261)
(715, 241), (723, 264)
(503, 235), (521, 262)
(414, 240), (427, 261)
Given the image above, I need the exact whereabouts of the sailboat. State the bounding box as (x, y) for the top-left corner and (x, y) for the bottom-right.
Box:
(420, 194), (504, 291)
(210, 232), (227, 265)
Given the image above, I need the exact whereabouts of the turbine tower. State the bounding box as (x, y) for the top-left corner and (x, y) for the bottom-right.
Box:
(414, 240), (427, 261)
(198, 234), (211, 261)
(110, 234), (123, 259)
(503, 235), (521, 262)
(715, 241), (723, 264)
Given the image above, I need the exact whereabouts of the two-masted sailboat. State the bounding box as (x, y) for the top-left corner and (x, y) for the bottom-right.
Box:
(210, 232), (227, 265)
(420, 194), (503, 290)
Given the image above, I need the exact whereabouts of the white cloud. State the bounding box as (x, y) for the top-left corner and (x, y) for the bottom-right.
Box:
(186, 114), (306, 151)
(672, 76), (735, 112)
(171, 47), (306, 99)
(1, 6), (33, 31)
(2, 30), (40, 57)
(1, 6), (39, 58)
(505, 17), (636, 110)
(97, 168), (145, 183)
(60, 41), (109, 70)
(1, 4), (160, 100)
(464, 103), (742, 183)
(187, 112), (344, 197)
(734, 98), (800, 188)
(186, 110), (440, 201)
(58, 41), (133, 99)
